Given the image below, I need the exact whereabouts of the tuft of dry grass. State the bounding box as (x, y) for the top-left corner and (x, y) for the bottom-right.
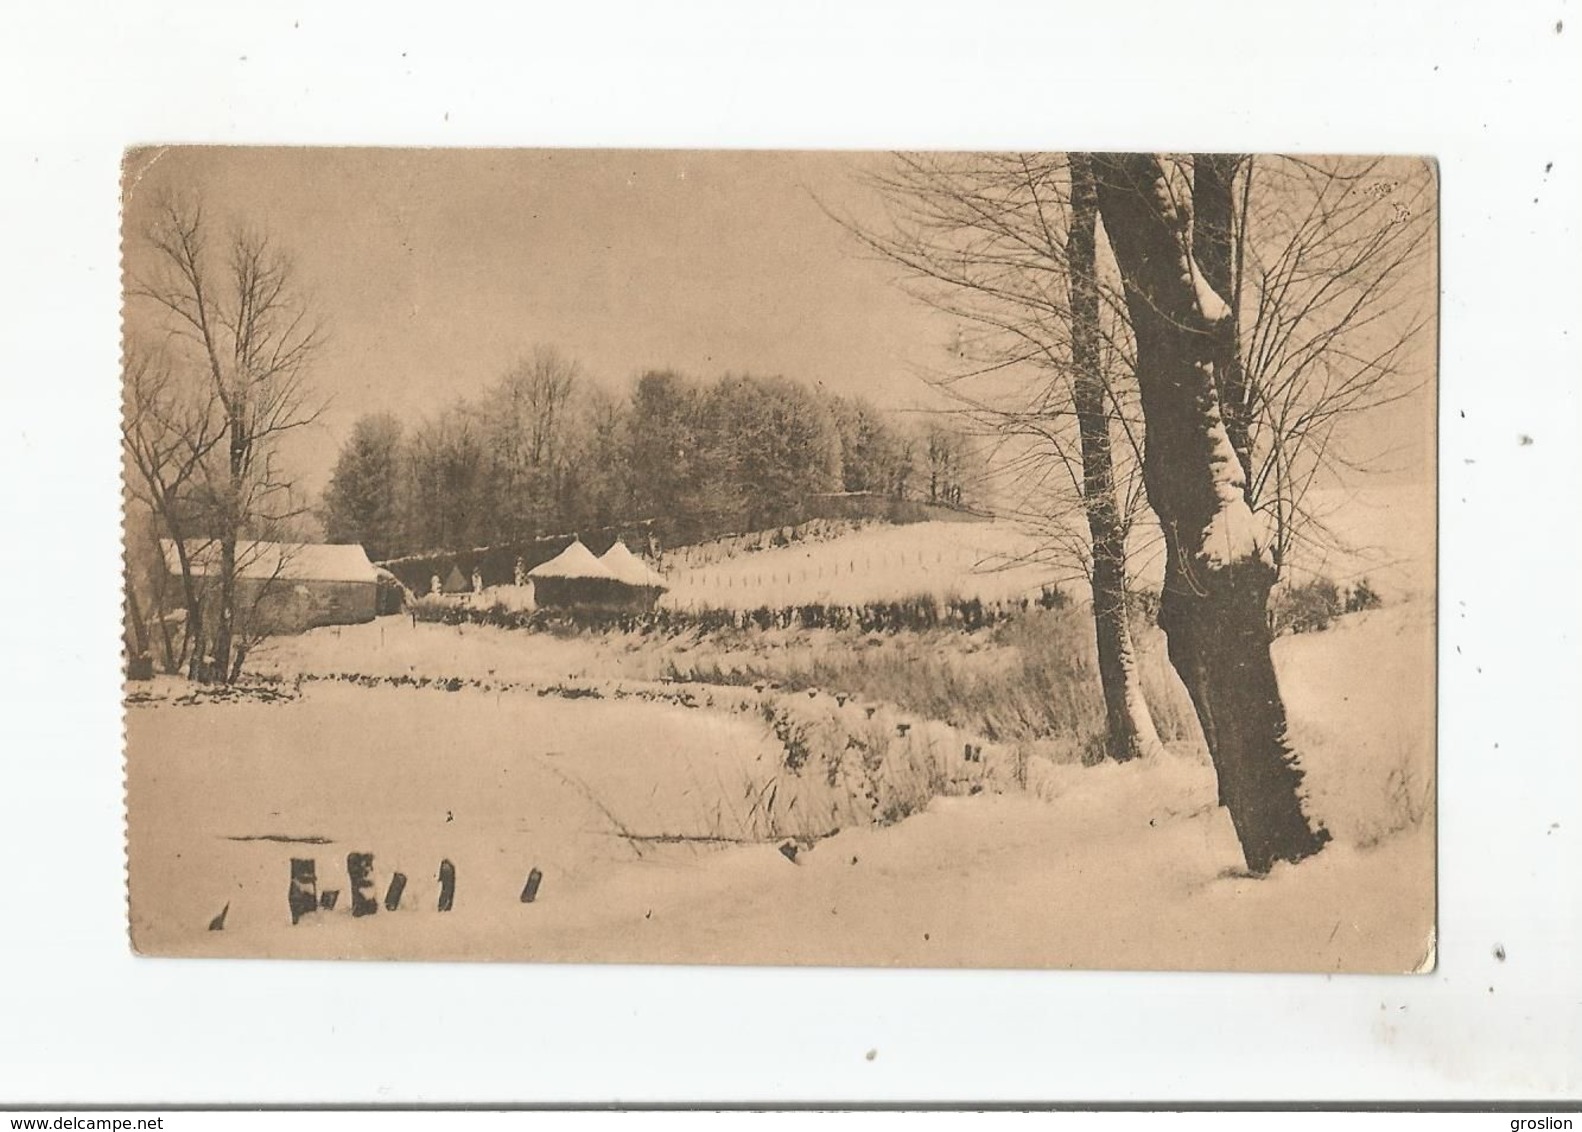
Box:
(658, 689), (1005, 846)
(1349, 726), (1436, 850)
(660, 605), (1202, 767)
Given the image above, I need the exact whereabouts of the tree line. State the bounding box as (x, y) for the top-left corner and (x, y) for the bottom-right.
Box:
(323, 350), (980, 561)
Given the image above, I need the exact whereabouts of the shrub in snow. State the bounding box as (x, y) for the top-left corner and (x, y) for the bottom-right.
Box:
(1270, 577), (1345, 636)
(1345, 577), (1383, 615)
(1270, 575), (1388, 637)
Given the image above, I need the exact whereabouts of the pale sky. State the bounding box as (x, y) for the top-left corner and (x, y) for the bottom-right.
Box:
(121, 148), (1436, 502)
(121, 147), (954, 498)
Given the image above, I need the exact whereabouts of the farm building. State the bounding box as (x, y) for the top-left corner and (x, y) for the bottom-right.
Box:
(375, 520), (659, 596)
(373, 567), (408, 615)
(439, 564), (470, 595)
(526, 539), (620, 610)
(160, 539), (382, 633)
(598, 541), (668, 610)
(527, 538), (660, 612)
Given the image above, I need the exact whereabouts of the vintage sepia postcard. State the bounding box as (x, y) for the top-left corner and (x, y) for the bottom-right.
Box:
(122, 148), (1437, 970)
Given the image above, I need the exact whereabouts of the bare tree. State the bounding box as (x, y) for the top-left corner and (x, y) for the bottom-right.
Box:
(406, 404), (486, 553)
(480, 344), (582, 538)
(1093, 152), (1329, 873)
(1231, 156), (1436, 575)
(222, 537), (305, 680)
(564, 381), (632, 529)
(127, 193), (324, 683)
(841, 153), (1164, 762)
(121, 344), (224, 676)
(1067, 153), (1167, 762)
(839, 151), (1433, 782)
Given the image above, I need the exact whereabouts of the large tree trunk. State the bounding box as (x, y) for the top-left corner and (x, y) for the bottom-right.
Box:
(1092, 153), (1328, 874)
(211, 388), (255, 685)
(156, 512), (205, 681)
(145, 534), (179, 673)
(1068, 154), (1165, 763)
(123, 566), (149, 658)
(1190, 154), (1254, 484)
(210, 532), (237, 684)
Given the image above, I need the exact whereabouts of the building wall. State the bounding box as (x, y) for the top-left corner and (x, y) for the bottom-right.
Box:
(252, 579), (378, 632)
(174, 574), (378, 636)
(531, 576), (657, 613)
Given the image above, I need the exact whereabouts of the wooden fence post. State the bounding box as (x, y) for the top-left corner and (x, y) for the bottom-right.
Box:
(437, 859), (456, 911)
(520, 867), (543, 903)
(347, 852), (378, 917)
(288, 858), (318, 925)
(384, 872), (408, 912)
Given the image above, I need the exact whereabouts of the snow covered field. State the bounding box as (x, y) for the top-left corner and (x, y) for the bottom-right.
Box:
(126, 585), (1434, 970)
(126, 684), (793, 957)
(128, 482), (1435, 968)
(651, 479), (1432, 613)
(659, 520), (1060, 610)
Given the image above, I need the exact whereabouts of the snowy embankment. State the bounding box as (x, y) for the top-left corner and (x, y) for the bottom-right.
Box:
(650, 479), (1432, 614)
(252, 615), (667, 686)
(128, 595), (1433, 970)
(659, 520), (1058, 611)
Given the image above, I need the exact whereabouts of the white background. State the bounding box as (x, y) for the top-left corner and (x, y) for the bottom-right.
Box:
(1, 0), (1578, 1107)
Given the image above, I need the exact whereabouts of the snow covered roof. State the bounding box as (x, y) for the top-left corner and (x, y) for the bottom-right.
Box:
(598, 541), (667, 589)
(161, 540), (380, 585)
(526, 539), (617, 581)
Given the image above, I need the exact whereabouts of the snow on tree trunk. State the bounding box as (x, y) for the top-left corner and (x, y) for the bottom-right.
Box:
(165, 535), (206, 682)
(1191, 153), (1254, 485)
(211, 393), (248, 686)
(1069, 154), (1165, 763)
(211, 532), (237, 684)
(1093, 153), (1328, 873)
